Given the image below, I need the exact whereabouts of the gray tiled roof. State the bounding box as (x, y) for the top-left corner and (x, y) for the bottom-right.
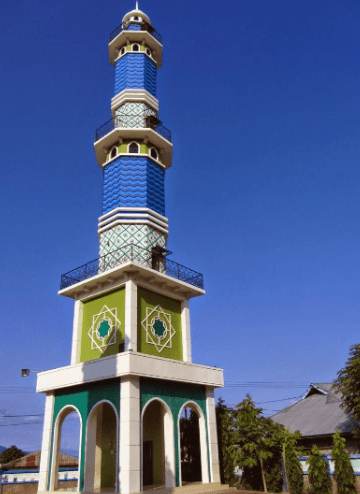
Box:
(272, 383), (355, 437)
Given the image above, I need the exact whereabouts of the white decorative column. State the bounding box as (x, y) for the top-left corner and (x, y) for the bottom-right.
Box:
(181, 299), (192, 362)
(119, 376), (141, 493)
(125, 279), (138, 351)
(70, 300), (82, 364)
(38, 392), (55, 492)
(205, 386), (221, 483)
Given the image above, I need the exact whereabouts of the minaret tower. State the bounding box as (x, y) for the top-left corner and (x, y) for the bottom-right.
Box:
(36, 6), (224, 494)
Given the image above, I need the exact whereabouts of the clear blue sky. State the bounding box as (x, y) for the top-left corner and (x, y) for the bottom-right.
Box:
(1, 0), (360, 453)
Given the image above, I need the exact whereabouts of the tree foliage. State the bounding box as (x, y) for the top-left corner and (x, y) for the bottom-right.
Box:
(332, 430), (356, 494)
(0, 445), (25, 464)
(334, 343), (360, 442)
(306, 445), (332, 494)
(232, 394), (284, 493)
(283, 431), (304, 494)
(216, 398), (237, 486)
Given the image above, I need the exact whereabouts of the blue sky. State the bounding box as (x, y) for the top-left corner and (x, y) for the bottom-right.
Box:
(1, 0), (360, 452)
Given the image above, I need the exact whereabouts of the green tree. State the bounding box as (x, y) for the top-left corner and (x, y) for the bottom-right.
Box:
(283, 431), (304, 494)
(334, 343), (360, 443)
(332, 430), (356, 494)
(233, 394), (284, 493)
(0, 445), (25, 464)
(216, 398), (237, 486)
(306, 445), (332, 494)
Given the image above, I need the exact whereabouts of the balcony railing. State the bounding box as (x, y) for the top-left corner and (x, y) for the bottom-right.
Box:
(95, 115), (171, 142)
(109, 22), (162, 44)
(60, 245), (204, 290)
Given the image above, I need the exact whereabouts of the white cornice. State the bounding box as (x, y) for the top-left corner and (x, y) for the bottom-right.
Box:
(109, 30), (162, 68)
(59, 261), (204, 301)
(36, 351), (223, 393)
(94, 128), (172, 169)
(111, 89), (159, 115)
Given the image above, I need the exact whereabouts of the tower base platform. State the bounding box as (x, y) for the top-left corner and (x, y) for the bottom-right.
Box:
(39, 484), (231, 494)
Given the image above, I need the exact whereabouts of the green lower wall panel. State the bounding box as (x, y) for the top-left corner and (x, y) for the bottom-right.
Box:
(140, 378), (208, 487)
(48, 380), (120, 491)
(137, 287), (183, 361)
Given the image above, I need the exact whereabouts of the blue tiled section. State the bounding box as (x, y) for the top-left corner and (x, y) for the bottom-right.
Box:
(102, 156), (165, 216)
(126, 23), (142, 31)
(114, 54), (156, 96)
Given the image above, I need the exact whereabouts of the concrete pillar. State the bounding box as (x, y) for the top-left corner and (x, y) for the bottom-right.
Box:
(70, 300), (82, 365)
(205, 386), (221, 483)
(38, 392), (55, 492)
(181, 299), (192, 362)
(119, 376), (140, 493)
(125, 279), (138, 351)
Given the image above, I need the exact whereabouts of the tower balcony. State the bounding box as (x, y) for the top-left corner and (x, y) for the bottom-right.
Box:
(108, 22), (162, 68)
(59, 244), (204, 292)
(94, 115), (172, 168)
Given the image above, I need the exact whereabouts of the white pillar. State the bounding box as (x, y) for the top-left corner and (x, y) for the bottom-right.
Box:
(71, 300), (82, 365)
(164, 409), (176, 488)
(38, 392), (55, 492)
(205, 386), (221, 483)
(125, 279), (137, 351)
(119, 376), (141, 494)
(181, 299), (192, 362)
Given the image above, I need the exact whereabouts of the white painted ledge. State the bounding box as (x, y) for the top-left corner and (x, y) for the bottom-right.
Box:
(36, 352), (224, 393)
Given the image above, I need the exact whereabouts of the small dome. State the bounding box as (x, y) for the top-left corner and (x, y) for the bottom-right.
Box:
(122, 3), (151, 26)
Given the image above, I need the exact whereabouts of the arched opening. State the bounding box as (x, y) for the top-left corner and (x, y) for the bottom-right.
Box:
(50, 406), (81, 491)
(110, 146), (117, 159)
(150, 147), (158, 161)
(84, 401), (118, 493)
(129, 142), (139, 154)
(132, 44), (140, 52)
(178, 402), (209, 486)
(146, 48), (152, 57)
(120, 47), (126, 56)
(142, 399), (175, 490)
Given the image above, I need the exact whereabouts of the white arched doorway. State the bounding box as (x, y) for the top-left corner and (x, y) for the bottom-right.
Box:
(84, 401), (118, 492)
(141, 398), (175, 490)
(49, 405), (82, 491)
(178, 401), (209, 486)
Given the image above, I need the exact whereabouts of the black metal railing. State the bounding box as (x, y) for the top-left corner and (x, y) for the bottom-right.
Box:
(109, 22), (162, 44)
(60, 245), (204, 290)
(95, 116), (171, 142)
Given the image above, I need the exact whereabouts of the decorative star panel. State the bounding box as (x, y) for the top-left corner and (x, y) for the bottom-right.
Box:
(141, 305), (176, 353)
(87, 305), (121, 354)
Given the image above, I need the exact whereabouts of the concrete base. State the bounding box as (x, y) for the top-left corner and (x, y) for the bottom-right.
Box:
(39, 484), (230, 494)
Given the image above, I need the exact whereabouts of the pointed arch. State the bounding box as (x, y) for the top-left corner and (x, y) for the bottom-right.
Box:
(141, 397), (175, 491)
(49, 405), (82, 492)
(177, 401), (209, 486)
(84, 400), (119, 493)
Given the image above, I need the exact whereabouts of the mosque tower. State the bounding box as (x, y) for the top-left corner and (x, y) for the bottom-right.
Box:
(36, 5), (224, 494)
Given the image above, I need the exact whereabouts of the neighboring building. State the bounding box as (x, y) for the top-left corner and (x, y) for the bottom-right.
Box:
(272, 383), (358, 454)
(35, 4), (224, 494)
(0, 451), (78, 494)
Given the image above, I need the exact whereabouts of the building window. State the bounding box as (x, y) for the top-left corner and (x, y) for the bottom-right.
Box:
(132, 44), (140, 52)
(64, 473), (68, 480)
(3, 477), (8, 483)
(129, 142), (139, 153)
(110, 146), (117, 159)
(150, 147), (158, 160)
(13, 477), (17, 483)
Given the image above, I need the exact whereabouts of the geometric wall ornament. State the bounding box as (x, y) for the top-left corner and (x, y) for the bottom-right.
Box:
(87, 305), (121, 354)
(141, 305), (176, 353)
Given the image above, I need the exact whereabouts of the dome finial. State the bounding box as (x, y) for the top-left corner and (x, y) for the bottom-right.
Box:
(136, 1), (139, 9)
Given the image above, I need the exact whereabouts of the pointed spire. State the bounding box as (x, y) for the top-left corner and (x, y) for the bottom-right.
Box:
(136, 1), (139, 9)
